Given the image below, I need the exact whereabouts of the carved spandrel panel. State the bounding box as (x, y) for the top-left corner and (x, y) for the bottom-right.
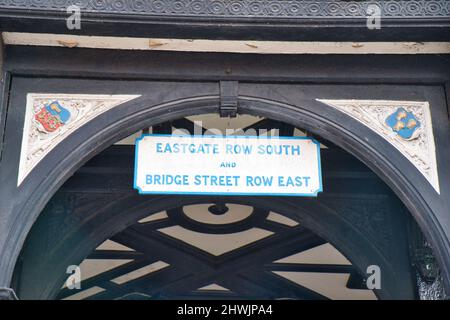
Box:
(18, 94), (140, 186)
(318, 99), (440, 193)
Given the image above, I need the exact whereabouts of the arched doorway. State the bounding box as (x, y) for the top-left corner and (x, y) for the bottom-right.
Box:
(0, 55), (446, 299)
(12, 111), (421, 299)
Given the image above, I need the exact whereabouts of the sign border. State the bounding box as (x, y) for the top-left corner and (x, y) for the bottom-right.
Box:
(133, 134), (323, 197)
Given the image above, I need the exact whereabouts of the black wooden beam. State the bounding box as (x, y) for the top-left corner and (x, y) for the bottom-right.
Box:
(242, 269), (329, 300)
(5, 46), (450, 85)
(152, 121), (172, 134)
(0, 2), (449, 41)
(445, 82), (450, 121)
(171, 118), (207, 135)
(151, 230), (326, 296)
(87, 250), (145, 260)
(267, 263), (355, 274)
(56, 259), (153, 299)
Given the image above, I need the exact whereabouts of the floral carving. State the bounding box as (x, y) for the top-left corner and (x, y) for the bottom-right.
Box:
(18, 94), (140, 185)
(318, 99), (440, 194)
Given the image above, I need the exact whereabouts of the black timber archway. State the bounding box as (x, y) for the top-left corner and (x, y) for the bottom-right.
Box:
(1, 92), (449, 297)
(0, 0), (448, 302)
(12, 110), (416, 300)
(14, 181), (413, 299)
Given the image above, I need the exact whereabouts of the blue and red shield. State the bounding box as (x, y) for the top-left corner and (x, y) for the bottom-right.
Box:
(35, 101), (71, 133)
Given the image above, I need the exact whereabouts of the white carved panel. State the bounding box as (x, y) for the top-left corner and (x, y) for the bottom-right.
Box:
(317, 99), (439, 194)
(18, 93), (141, 186)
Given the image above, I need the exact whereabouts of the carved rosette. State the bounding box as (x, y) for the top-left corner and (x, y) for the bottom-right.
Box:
(18, 94), (141, 186)
(317, 99), (439, 194)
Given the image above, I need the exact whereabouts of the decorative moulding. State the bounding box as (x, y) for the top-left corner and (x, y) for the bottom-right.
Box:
(0, 1), (448, 18)
(317, 99), (440, 194)
(18, 93), (141, 186)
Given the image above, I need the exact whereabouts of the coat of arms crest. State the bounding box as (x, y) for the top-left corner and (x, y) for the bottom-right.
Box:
(35, 101), (71, 133)
(385, 107), (421, 140)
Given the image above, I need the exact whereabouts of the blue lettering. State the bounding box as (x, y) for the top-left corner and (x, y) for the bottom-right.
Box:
(220, 162), (236, 168)
(292, 145), (301, 155)
(145, 174), (189, 185)
(226, 144), (252, 154)
(258, 145), (265, 154)
(278, 176), (311, 187)
(246, 176), (273, 187)
(303, 176), (310, 187)
(286, 176), (294, 187)
(242, 145), (252, 154)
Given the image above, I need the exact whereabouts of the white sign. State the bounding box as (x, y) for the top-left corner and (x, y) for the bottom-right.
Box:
(134, 135), (322, 196)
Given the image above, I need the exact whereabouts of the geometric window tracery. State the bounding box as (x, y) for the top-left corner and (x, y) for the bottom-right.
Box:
(59, 203), (376, 300)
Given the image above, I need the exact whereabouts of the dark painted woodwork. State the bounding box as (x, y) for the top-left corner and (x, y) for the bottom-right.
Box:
(0, 46), (448, 298)
(219, 81), (238, 118)
(4, 47), (450, 84)
(0, 1), (449, 41)
(445, 82), (450, 121)
(13, 144), (416, 300)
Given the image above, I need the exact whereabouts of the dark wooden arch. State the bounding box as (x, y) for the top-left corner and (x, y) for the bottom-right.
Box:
(15, 171), (414, 300)
(1, 92), (449, 297)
